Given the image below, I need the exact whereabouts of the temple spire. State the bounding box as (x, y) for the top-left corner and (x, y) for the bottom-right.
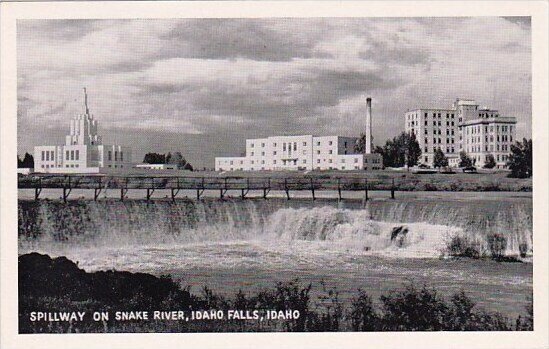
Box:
(83, 87), (89, 115)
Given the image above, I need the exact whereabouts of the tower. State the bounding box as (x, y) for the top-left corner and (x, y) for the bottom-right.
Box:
(65, 88), (102, 146)
(365, 97), (372, 154)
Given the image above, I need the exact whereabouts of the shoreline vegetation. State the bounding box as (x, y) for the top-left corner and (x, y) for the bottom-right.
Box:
(19, 171), (532, 193)
(19, 253), (533, 333)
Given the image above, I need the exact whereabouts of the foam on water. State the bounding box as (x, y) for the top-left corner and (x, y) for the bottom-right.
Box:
(18, 197), (533, 272)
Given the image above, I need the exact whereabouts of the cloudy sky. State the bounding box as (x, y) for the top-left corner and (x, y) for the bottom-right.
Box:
(17, 17), (531, 168)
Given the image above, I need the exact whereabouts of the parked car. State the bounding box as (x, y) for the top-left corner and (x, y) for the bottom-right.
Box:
(463, 166), (477, 173)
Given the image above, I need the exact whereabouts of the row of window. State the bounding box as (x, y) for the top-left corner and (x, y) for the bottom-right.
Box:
(41, 150), (55, 162)
(107, 150), (124, 161)
(249, 140), (336, 149)
(465, 125), (513, 135)
(40, 164), (80, 169)
(229, 157), (362, 166)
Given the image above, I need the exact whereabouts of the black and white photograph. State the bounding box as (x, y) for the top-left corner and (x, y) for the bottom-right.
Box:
(1, 1), (548, 349)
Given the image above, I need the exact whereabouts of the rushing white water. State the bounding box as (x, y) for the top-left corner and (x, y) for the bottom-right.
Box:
(18, 197), (532, 265)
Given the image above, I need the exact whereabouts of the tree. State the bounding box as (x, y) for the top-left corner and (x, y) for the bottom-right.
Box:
(507, 138), (532, 178)
(18, 153), (34, 168)
(167, 151), (193, 170)
(143, 153), (166, 164)
(354, 133), (374, 154)
(433, 148), (448, 168)
(458, 151), (473, 168)
(483, 154), (496, 169)
(374, 132), (421, 168)
(402, 132), (422, 168)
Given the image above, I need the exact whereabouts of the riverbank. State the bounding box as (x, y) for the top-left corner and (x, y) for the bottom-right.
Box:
(19, 253), (533, 333)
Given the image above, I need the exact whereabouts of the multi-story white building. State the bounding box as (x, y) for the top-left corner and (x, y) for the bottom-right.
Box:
(215, 97), (383, 171)
(404, 99), (517, 168)
(34, 88), (132, 173)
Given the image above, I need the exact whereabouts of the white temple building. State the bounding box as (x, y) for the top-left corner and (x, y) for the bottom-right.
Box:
(34, 88), (132, 173)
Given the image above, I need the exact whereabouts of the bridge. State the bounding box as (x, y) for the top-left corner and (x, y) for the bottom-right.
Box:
(18, 174), (399, 202)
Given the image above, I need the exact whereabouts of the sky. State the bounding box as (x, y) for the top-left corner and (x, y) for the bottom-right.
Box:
(17, 17), (531, 169)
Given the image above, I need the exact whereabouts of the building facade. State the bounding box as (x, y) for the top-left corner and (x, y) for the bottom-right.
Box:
(215, 135), (382, 171)
(404, 99), (517, 168)
(215, 96), (382, 172)
(34, 89), (132, 173)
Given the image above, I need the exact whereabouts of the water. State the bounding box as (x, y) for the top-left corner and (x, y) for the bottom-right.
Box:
(18, 194), (533, 318)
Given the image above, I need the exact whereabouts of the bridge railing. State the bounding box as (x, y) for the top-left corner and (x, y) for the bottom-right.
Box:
(18, 174), (400, 195)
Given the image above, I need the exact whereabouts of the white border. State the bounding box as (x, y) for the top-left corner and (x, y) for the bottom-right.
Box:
(1, 2), (548, 349)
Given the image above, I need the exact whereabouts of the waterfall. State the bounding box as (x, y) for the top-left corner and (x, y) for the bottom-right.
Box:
(18, 197), (532, 257)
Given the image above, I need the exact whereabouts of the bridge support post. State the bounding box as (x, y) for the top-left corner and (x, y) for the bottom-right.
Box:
(146, 188), (155, 201)
(35, 187), (41, 201)
(310, 178), (315, 201)
(284, 178), (290, 200)
(171, 188), (180, 202)
(337, 178), (342, 201)
(62, 188), (71, 203)
(391, 178), (395, 199)
(94, 188), (101, 201)
(364, 178), (369, 201)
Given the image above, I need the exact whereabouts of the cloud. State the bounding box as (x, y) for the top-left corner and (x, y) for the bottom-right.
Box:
(17, 17), (532, 168)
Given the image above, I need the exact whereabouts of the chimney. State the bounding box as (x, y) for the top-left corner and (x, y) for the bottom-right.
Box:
(365, 97), (372, 154)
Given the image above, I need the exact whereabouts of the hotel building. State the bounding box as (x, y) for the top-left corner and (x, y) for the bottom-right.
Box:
(34, 89), (132, 173)
(215, 98), (382, 171)
(404, 99), (517, 168)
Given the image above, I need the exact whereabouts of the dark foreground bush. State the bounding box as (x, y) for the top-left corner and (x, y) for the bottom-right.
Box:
(19, 253), (533, 333)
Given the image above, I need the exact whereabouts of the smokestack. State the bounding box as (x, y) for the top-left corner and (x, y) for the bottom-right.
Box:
(365, 97), (372, 154)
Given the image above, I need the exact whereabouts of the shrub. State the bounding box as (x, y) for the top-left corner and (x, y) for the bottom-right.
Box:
(349, 289), (379, 331)
(447, 235), (481, 259)
(487, 233), (507, 260)
(379, 284), (449, 331)
(519, 243), (529, 258)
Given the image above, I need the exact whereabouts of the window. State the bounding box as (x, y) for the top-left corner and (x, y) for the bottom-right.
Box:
(329, 159), (333, 163)
(251, 143), (255, 148)
(273, 160), (277, 164)
(66, 151), (70, 160)
(273, 142), (277, 147)
(115, 151), (118, 161)
(303, 142), (307, 146)
(70, 150), (74, 160)
(120, 152), (123, 161)
(354, 158), (358, 163)
(273, 151), (277, 155)
(42, 151), (45, 161)
(317, 159), (320, 163)
(329, 141), (333, 146)
(283, 143), (286, 151)
(329, 150), (333, 154)
(261, 143), (265, 147)
(75, 150), (79, 161)
(317, 150), (320, 154)
(108, 151), (112, 161)
(261, 152), (265, 156)
(341, 159), (345, 163)
(293, 142), (297, 151)
(251, 152), (254, 156)
(317, 141), (321, 146)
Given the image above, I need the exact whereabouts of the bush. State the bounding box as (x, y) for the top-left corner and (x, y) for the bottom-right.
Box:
(447, 235), (481, 259)
(349, 289), (379, 331)
(519, 243), (529, 258)
(487, 234), (507, 260)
